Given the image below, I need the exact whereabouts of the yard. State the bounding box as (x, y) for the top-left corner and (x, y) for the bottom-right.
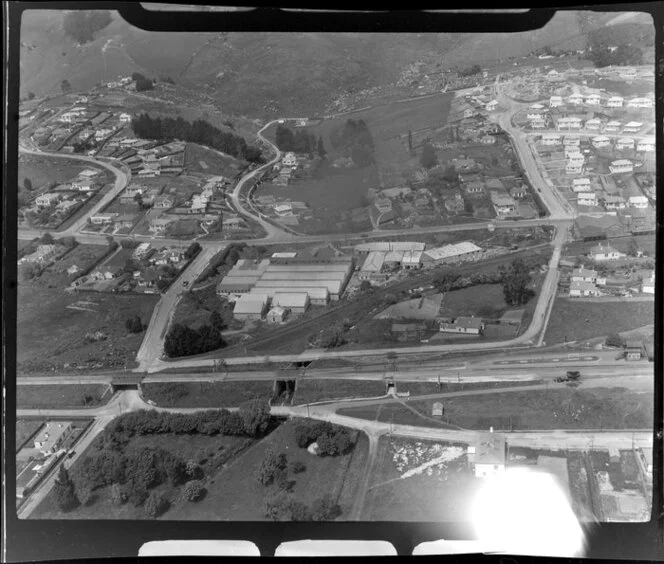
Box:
(17, 384), (112, 409)
(544, 297), (654, 345)
(339, 387), (653, 431)
(42, 244), (111, 287)
(17, 285), (159, 373)
(362, 436), (480, 521)
(142, 380), (275, 408)
(16, 419), (44, 451)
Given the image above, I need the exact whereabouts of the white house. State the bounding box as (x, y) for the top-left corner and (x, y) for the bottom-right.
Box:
(603, 195), (626, 209)
(94, 128), (113, 141)
(604, 120), (621, 132)
(440, 316), (484, 335)
(609, 159), (633, 174)
(585, 93), (601, 105)
(565, 153), (585, 175)
(563, 135), (580, 147)
(615, 137), (634, 150)
(119, 112), (132, 123)
(584, 118), (601, 131)
(490, 192), (516, 216)
(568, 94), (584, 105)
(627, 97), (653, 109)
(274, 203), (293, 217)
(571, 268), (605, 285)
(549, 95), (563, 107)
(565, 146), (583, 159)
(570, 280), (601, 297)
(541, 133), (560, 146)
(529, 103), (545, 110)
(591, 135), (611, 148)
(527, 112), (544, 120)
(485, 100), (498, 111)
(577, 192), (597, 206)
(589, 243), (622, 261)
(629, 195), (649, 209)
(557, 116), (582, 130)
(282, 152), (297, 167)
(641, 271), (655, 294)
(606, 96), (624, 108)
(623, 121), (642, 133)
(530, 118), (546, 129)
(572, 178), (591, 192)
(35, 193), (61, 207)
(636, 138), (655, 152)
(90, 213), (115, 225)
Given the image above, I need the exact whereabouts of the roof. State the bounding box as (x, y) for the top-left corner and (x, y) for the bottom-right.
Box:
(218, 276), (261, 289)
(490, 192), (516, 207)
(572, 268), (597, 278)
(424, 242), (482, 262)
(590, 243), (618, 254)
(268, 306), (287, 317)
(361, 251), (386, 272)
(233, 295), (268, 315)
(260, 271), (348, 282)
(454, 316), (484, 330)
(273, 292), (309, 308)
(592, 135), (610, 142)
(355, 241), (425, 253)
(267, 264), (351, 273)
(475, 432), (506, 466)
(271, 252), (297, 259)
(402, 250), (423, 264)
(611, 159), (633, 166)
(33, 421), (73, 451)
(624, 121), (643, 127)
(254, 279), (343, 294)
(572, 178), (590, 185)
(384, 251), (404, 263)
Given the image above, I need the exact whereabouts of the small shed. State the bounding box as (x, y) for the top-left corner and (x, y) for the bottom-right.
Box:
(625, 340), (643, 361)
(432, 402), (444, 417)
(266, 306), (288, 324)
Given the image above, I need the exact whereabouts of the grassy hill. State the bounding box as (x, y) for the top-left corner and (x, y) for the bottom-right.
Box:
(20, 10), (655, 114)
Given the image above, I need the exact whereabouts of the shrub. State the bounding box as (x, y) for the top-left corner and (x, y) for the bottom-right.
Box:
(110, 483), (127, 506)
(183, 480), (205, 502)
(54, 466), (79, 512)
(289, 460), (306, 474)
(310, 494), (342, 521)
(605, 333), (624, 348)
(255, 449), (288, 487)
(144, 491), (169, 518)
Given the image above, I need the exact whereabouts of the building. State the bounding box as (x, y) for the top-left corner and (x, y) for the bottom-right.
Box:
(549, 95), (563, 107)
(154, 195), (175, 209)
(625, 340), (643, 361)
(90, 213), (115, 225)
(401, 250), (423, 269)
(589, 243), (621, 261)
(432, 402), (444, 417)
(585, 93), (601, 105)
(282, 152), (297, 167)
(485, 100), (498, 111)
(439, 316), (484, 335)
(623, 121), (643, 133)
(626, 97), (653, 109)
(274, 203), (293, 217)
(568, 94), (584, 105)
(565, 146), (583, 159)
(272, 292), (310, 315)
(119, 112), (132, 123)
(592, 135), (612, 149)
(563, 136), (580, 147)
(615, 137), (634, 150)
(606, 95), (624, 108)
(35, 193), (62, 207)
(490, 192), (517, 215)
(569, 280), (601, 297)
(374, 198), (393, 213)
(609, 159), (633, 174)
(359, 251), (386, 281)
(603, 195), (626, 210)
(510, 185), (528, 199)
(133, 242), (152, 259)
(530, 117), (546, 129)
(541, 133), (560, 146)
(557, 116), (582, 130)
(464, 181), (485, 197)
(571, 268), (605, 285)
(266, 306), (288, 324)
(571, 178), (591, 192)
(641, 271), (655, 294)
(629, 196), (649, 209)
(474, 432), (506, 478)
(585, 118), (601, 131)
(479, 135), (495, 145)
(355, 242), (425, 254)
(604, 120), (621, 133)
(423, 241), (483, 266)
(636, 138), (655, 152)
(527, 111), (544, 120)
(233, 293), (269, 321)
(33, 421), (73, 455)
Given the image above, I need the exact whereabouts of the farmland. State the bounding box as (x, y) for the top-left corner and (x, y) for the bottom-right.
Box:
(16, 285), (159, 373)
(544, 298), (654, 345)
(17, 384), (111, 409)
(339, 387), (653, 431)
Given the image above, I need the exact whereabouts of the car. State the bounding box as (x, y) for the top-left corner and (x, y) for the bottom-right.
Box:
(182, 280), (189, 287)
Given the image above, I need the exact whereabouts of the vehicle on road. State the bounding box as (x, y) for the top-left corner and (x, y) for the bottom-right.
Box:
(554, 370), (581, 383)
(182, 280), (189, 287)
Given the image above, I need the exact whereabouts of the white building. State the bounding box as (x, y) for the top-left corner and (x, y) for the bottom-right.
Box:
(541, 133), (560, 146)
(604, 120), (621, 132)
(589, 243), (622, 261)
(609, 159), (633, 174)
(606, 96), (624, 108)
(591, 135), (611, 148)
(623, 121), (643, 133)
(423, 241), (483, 265)
(570, 280), (601, 297)
(627, 97), (653, 109)
(474, 432), (506, 478)
(485, 100), (498, 111)
(568, 94), (584, 105)
(585, 93), (601, 105)
(572, 178), (591, 192)
(119, 112), (132, 123)
(584, 118), (601, 131)
(557, 117), (582, 130)
(603, 195), (626, 209)
(636, 138), (655, 152)
(274, 203), (293, 217)
(577, 192), (597, 206)
(641, 271), (655, 294)
(629, 196), (649, 209)
(615, 137), (634, 150)
(565, 153), (585, 174)
(530, 118), (546, 129)
(563, 135), (580, 147)
(282, 152), (297, 167)
(571, 268), (605, 285)
(549, 95), (563, 107)
(527, 112), (544, 120)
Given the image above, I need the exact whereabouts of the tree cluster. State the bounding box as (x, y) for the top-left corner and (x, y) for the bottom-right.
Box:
(184, 242), (202, 260)
(164, 323), (225, 358)
(420, 143), (438, 169)
(274, 124), (323, 156)
(131, 113), (262, 163)
(135, 77), (155, 92)
(63, 10), (113, 44)
(125, 315), (144, 334)
(316, 323), (346, 349)
(293, 419), (354, 456)
(264, 491), (341, 521)
(54, 465), (79, 512)
(586, 43), (643, 68)
(501, 257), (535, 306)
(457, 64), (482, 77)
(329, 118), (375, 167)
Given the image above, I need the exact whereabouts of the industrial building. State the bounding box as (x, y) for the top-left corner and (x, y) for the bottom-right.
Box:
(355, 241), (426, 254)
(272, 292), (310, 314)
(232, 293), (269, 320)
(423, 241), (483, 265)
(359, 251), (387, 282)
(217, 259), (271, 297)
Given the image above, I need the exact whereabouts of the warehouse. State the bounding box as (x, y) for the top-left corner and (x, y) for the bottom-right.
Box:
(273, 292), (310, 315)
(423, 242), (483, 265)
(233, 293), (269, 320)
(359, 251), (387, 281)
(254, 279), (344, 300)
(355, 241), (425, 254)
(384, 250), (404, 266)
(401, 250), (423, 269)
(217, 276), (262, 296)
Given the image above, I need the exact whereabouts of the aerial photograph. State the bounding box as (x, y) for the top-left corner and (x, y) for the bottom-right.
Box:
(14, 7), (655, 527)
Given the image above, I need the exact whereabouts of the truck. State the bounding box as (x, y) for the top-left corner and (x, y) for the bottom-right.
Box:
(554, 370), (581, 383)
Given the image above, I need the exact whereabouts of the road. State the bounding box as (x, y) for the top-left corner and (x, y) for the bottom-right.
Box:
(135, 246), (221, 372)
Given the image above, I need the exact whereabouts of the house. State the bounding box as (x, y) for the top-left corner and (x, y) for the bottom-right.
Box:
(439, 316), (484, 335)
(149, 217), (173, 233)
(94, 128), (113, 141)
(623, 121), (643, 133)
(636, 138), (655, 152)
(585, 118), (601, 131)
(591, 135), (611, 149)
(223, 216), (248, 231)
(571, 268), (605, 285)
(510, 185), (528, 199)
(154, 195), (175, 209)
(606, 95), (624, 108)
(578, 192), (597, 207)
(557, 116), (582, 130)
(563, 136), (580, 147)
(133, 242), (152, 259)
(629, 196), (649, 209)
(568, 94), (584, 105)
(444, 190), (465, 213)
(282, 152), (297, 167)
(474, 431), (506, 478)
(67, 264), (81, 276)
(615, 137), (634, 150)
(565, 154), (585, 175)
(233, 294), (269, 321)
(604, 120), (621, 132)
(527, 111), (544, 120)
(625, 340), (643, 361)
(401, 250), (423, 269)
(392, 322), (427, 342)
(609, 159), (633, 174)
(274, 203), (293, 217)
(33, 421), (73, 455)
(119, 112), (132, 123)
(485, 100), (498, 111)
(266, 306), (288, 324)
(565, 146), (583, 159)
(541, 133), (560, 146)
(463, 108), (475, 119)
(90, 213), (115, 225)
(464, 181), (485, 197)
(359, 251), (386, 281)
(35, 193), (61, 207)
(374, 198), (393, 213)
(549, 95), (563, 107)
(585, 93), (601, 105)
(530, 117), (546, 129)
(626, 97), (653, 109)
(432, 402), (444, 417)
(641, 271), (655, 294)
(273, 292), (310, 315)
(589, 243), (621, 261)
(603, 195), (626, 210)
(479, 135), (495, 145)
(572, 178), (591, 192)
(569, 280), (601, 297)
(381, 186), (412, 199)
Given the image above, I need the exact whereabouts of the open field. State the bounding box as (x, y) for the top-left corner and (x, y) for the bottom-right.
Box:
(292, 379), (387, 404)
(18, 155), (104, 191)
(439, 284), (508, 319)
(31, 432), (258, 520)
(183, 143), (244, 177)
(17, 285), (159, 373)
(16, 420), (44, 451)
(17, 384), (111, 409)
(339, 387), (653, 431)
(544, 298), (654, 345)
(142, 381), (275, 408)
(362, 436), (479, 521)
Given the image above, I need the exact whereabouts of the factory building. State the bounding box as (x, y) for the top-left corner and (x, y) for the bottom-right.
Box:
(422, 242), (483, 265)
(232, 293), (270, 321)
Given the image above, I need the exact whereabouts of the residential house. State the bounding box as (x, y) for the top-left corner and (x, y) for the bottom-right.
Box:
(615, 137), (634, 150)
(282, 152), (297, 167)
(603, 195), (626, 210)
(527, 111), (544, 120)
(626, 97), (653, 109)
(374, 198), (393, 213)
(89, 213), (115, 225)
(568, 94), (584, 105)
(609, 159), (633, 174)
(589, 243), (622, 261)
(571, 268), (605, 285)
(490, 192), (517, 215)
(565, 154), (585, 175)
(149, 217), (173, 233)
(510, 185), (528, 199)
(549, 95), (563, 107)
(572, 178), (591, 192)
(585, 93), (601, 105)
(94, 128), (113, 141)
(530, 117), (546, 129)
(432, 402), (444, 417)
(629, 195), (649, 209)
(563, 135), (580, 147)
(439, 316), (484, 334)
(119, 112), (132, 123)
(474, 432), (506, 478)
(33, 421), (73, 455)
(604, 120), (621, 132)
(577, 192), (597, 207)
(541, 133), (560, 146)
(606, 95), (624, 108)
(464, 181), (485, 197)
(274, 203), (293, 217)
(557, 116), (582, 130)
(479, 135), (495, 145)
(35, 193), (62, 207)
(623, 121), (643, 133)
(485, 100), (498, 111)
(565, 146), (583, 158)
(591, 135), (611, 148)
(625, 340), (643, 360)
(223, 216), (249, 231)
(463, 108), (475, 119)
(154, 195), (175, 209)
(636, 138), (655, 152)
(585, 118), (601, 131)
(641, 271), (655, 294)
(569, 280), (601, 297)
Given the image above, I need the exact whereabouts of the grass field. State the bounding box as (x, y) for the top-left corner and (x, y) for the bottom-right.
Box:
(544, 298), (654, 345)
(339, 387), (653, 431)
(142, 380), (275, 408)
(362, 436), (479, 521)
(17, 286), (159, 373)
(292, 379), (387, 404)
(183, 143), (244, 177)
(18, 155), (103, 192)
(16, 420), (44, 451)
(17, 384), (111, 409)
(439, 284), (508, 319)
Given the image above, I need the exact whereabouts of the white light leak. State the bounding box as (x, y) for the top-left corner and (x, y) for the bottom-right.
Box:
(471, 467), (586, 558)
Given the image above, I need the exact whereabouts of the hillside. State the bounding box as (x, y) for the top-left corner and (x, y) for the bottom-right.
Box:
(20, 9), (655, 115)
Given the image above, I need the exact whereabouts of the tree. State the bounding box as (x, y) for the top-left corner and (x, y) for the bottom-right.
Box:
(502, 258), (535, 306)
(432, 267), (462, 292)
(311, 494), (342, 521)
(63, 10), (112, 44)
(144, 491), (169, 518)
(318, 324), (346, 349)
(76, 482), (94, 506)
(420, 143), (438, 169)
(264, 491), (311, 521)
(627, 237), (639, 257)
(605, 333), (624, 348)
(289, 460), (306, 474)
(54, 465), (79, 512)
(183, 480), (205, 502)
(317, 136), (327, 159)
(41, 232), (54, 244)
(184, 241), (201, 260)
(23, 177), (33, 191)
(255, 449), (288, 486)
(28, 91), (36, 100)
(110, 483), (127, 506)
(239, 399), (271, 437)
(209, 311), (226, 332)
(359, 280), (372, 293)
(125, 315), (144, 333)
(186, 460), (203, 480)
(61, 79), (71, 94)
